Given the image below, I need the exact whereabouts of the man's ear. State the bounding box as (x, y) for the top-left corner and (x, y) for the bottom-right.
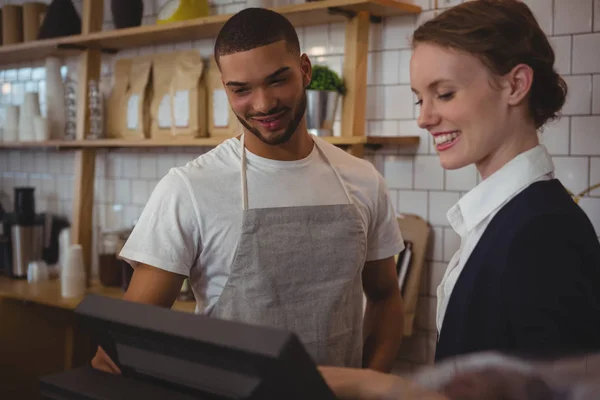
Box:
(301, 53), (312, 88)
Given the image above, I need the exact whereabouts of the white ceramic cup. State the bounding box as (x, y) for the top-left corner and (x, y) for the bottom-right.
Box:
(5, 105), (19, 142)
(27, 260), (49, 282)
(33, 116), (49, 141)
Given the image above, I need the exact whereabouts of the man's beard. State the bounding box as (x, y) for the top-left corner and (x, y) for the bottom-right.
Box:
(236, 92), (307, 146)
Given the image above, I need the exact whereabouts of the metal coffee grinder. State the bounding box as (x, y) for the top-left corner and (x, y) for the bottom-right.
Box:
(10, 187), (43, 279)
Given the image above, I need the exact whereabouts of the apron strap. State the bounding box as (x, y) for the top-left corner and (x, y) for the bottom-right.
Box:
(239, 134), (354, 211)
(240, 134), (249, 211)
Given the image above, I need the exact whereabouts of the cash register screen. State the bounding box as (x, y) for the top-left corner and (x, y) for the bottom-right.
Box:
(74, 294), (337, 400)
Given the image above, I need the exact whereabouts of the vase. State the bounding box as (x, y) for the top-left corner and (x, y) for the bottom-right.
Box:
(306, 89), (340, 137)
(37, 0), (81, 39)
(111, 0), (144, 29)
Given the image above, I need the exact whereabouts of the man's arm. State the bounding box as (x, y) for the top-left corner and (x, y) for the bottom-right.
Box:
(362, 256), (404, 373)
(123, 263), (186, 307)
(91, 263), (186, 374)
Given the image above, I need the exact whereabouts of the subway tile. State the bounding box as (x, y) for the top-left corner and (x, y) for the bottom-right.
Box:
(562, 75), (592, 115)
(589, 157), (600, 195)
(553, 156), (589, 195)
(366, 86), (384, 120)
(21, 152), (34, 173)
(437, 0), (462, 9)
(444, 164), (477, 191)
(303, 25), (328, 56)
(427, 226), (444, 265)
(398, 190), (428, 220)
(593, 75), (600, 114)
(398, 49), (411, 84)
(369, 20), (384, 51)
(8, 151), (20, 171)
(383, 155), (413, 189)
(328, 23), (345, 54)
(382, 15), (416, 50)
(521, 0), (553, 34)
(539, 117), (570, 155)
(578, 197), (600, 235)
(368, 51), (400, 85)
(403, 0), (430, 9)
(571, 116), (600, 155)
(48, 153), (62, 174)
(121, 154), (139, 179)
(114, 179), (131, 204)
(384, 85), (413, 120)
(142, 0), (154, 16)
(573, 33), (600, 74)
(398, 120), (429, 155)
(138, 153), (157, 179)
(428, 191), (460, 226)
(367, 120), (399, 137)
(443, 227), (460, 263)
(596, 0), (600, 31)
(549, 35), (572, 75)
(554, 0), (593, 35)
(414, 156), (444, 190)
(131, 179), (149, 206)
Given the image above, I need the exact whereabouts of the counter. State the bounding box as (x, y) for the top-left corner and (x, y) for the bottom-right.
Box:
(0, 276), (196, 399)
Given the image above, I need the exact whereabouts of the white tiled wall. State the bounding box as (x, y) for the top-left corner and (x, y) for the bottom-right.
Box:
(1, 0), (600, 373)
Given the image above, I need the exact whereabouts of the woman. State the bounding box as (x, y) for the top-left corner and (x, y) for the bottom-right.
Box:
(320, 0), (600, 398)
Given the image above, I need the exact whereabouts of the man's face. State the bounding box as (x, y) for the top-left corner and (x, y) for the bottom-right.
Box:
(218, 40), (311, 146)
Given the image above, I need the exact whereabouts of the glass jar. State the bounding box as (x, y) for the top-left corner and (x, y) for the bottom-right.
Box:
(98, 230), (122, 287)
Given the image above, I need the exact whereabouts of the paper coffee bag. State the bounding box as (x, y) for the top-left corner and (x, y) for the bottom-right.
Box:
(150, 50), (207, 139)
(107, 55), (153, 139)
(207, 56), (241, 138)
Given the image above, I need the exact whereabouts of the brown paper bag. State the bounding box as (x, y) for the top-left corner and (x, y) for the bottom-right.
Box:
(207, 56), (241, 138)
(107, 55), (153, 139)
(123, 55), (153, 139)
(106, 58), (132, 139)
(150, 50), (207, 139)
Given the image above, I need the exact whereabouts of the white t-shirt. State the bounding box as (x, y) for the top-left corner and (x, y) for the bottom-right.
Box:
(120, 136), (404, 313)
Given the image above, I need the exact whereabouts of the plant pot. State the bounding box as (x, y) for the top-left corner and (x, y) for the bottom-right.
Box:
(306, 89), (340, 137)
(111, 0), (144, 29)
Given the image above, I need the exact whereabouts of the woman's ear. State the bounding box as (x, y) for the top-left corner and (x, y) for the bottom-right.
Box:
(506, 63), (534, 106)
(301, 54), (312, 88)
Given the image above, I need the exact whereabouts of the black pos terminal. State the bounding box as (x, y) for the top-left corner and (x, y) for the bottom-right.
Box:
(39, 294), (338, 399)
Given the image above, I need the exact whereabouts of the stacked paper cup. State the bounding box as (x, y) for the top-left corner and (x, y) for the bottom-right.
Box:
(61, 244), (86, 298)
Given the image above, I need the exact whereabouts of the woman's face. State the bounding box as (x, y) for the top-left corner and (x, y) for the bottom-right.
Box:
(410, 42), (516, 178)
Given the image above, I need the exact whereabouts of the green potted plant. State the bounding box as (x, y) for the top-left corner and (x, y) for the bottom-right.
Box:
(306, 65), (346, 137)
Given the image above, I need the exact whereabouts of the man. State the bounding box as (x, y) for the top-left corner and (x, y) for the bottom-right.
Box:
(92, 8), (404, 373)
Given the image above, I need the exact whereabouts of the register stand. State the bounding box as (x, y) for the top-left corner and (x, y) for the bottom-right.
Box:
(39, 294), (338, 399)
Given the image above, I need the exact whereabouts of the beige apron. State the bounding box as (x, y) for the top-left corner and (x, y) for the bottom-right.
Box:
(209, 134), (367, 367)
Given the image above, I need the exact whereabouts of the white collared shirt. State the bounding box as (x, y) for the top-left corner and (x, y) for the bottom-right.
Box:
(436, 145), (556, 334)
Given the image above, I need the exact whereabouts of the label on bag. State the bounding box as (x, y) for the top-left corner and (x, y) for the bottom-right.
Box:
(213, 89), (229, 127)
(127, 94), (140, 130)
(157, 91), (190, 129)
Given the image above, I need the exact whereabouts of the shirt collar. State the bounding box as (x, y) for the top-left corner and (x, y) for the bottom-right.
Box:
(447, 145), (555, 236)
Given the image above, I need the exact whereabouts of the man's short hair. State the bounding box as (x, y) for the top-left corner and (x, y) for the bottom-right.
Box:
(214, 8), (301, 66)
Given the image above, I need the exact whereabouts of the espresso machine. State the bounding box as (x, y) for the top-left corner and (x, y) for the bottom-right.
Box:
(0, 187), (70, 279)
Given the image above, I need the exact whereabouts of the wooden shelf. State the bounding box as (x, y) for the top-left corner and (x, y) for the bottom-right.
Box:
(0, 0), (420, 66)
(71, 0), (420, 52)
(0, 36), (83, 66)
(0, 135), (419, 149)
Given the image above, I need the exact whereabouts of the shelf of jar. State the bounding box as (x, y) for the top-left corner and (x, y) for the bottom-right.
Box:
(0, 0), (421, 66)
(0, 135), (420, 149)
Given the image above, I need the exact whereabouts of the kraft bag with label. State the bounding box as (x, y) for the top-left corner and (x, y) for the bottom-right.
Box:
(207, 56), (241, 137)
(107, 55), (153, 139)
(150, 50), (207, 139)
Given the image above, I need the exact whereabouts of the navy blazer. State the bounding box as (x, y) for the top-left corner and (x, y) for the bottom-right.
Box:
(435, 179), (600, 363)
